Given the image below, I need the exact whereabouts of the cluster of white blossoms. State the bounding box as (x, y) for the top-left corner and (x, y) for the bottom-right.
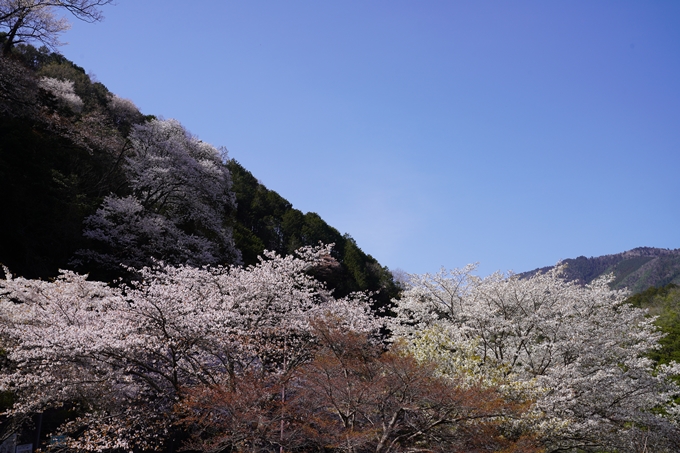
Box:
(389, 265), (680, 452)
(38, 77), (83, 112)
(0, 245), (379, 452)
(79, 118), (241, 269)
(2, 251), (680, 452)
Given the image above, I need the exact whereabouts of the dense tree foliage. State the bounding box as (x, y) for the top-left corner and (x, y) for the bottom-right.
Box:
(0, 247), (543, 453)
(628, 283), (680, 367)
(180, 318), (540, 453)
(390, 266), (680, 452)
(5, 253), (679, 452)
(0, 246), (382, 452)
(76, 119), (241, 270)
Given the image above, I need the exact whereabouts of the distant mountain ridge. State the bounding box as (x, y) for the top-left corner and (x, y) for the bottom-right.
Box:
(522, 247), (680, 293)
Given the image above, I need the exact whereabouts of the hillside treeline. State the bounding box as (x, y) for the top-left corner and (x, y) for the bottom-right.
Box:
(0, 42), (399, 309)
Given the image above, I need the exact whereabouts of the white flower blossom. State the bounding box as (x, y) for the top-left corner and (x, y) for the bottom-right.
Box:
(390, 265), (680, 452)
(0, 246), (379, 451)
(78, 119), (241, 269)
(38, 76), (83, 112)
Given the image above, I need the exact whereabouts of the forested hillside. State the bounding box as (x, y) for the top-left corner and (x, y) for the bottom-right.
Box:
(522, 247), (680, 293)
(0, 42), (398, 309)
(3, 18), (680, 453)
(626, 283), (680, 365)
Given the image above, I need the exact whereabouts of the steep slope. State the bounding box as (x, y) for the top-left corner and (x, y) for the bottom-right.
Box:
(0, 44), (399, 307)
(1, 48), (138, 279)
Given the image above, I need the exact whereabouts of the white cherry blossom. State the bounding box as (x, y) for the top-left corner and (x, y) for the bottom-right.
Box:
(390, 265), (680, 452)
(0, 246), (379, 451)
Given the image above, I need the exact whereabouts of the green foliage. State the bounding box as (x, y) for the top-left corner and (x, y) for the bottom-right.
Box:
(2, 41), (61, 70)
(627, 283), (678, 310)
(38, 61), (111, 113)
(627, 283), (680, 366)
(227, 160), (400, 310)
(7, 44), (112, 114)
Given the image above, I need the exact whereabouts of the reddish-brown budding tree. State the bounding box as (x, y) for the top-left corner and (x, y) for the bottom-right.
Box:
(178, 371), (317, 453)
(178, 317), (541, 453)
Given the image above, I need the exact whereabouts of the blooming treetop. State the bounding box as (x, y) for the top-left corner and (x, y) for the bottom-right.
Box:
(0, 245), (379, 452)
(390, 265), (680, 452)
(38, 76), (83, 111)
(79, 118), (241, 270)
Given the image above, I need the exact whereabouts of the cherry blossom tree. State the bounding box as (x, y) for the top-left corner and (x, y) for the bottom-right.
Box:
(0, 246), (379, 452)
(79, 119), (241, 270)
(106, 94), (142, 131)
(38, 76), (82, 111)
(390, 265), (680, 452)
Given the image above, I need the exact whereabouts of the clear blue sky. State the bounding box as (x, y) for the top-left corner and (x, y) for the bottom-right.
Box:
(60, 1), (680, 276)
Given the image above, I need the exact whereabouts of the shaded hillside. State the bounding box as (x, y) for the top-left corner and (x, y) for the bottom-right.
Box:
(1, 46), (141, 279)
(0, 43), (399, 308)
(523, 247), (680, 293)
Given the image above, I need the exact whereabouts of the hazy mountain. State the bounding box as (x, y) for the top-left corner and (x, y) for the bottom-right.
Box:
(522, 247), (680, 293)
